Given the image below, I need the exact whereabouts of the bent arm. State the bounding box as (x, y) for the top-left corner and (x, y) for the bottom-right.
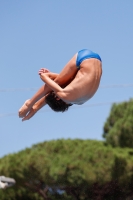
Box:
(44, 72), (59, 80)
(28, 73), (59, 106)
(40, 73), (65, 98)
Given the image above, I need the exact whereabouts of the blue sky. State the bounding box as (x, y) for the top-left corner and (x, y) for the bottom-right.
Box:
(0, 1), (133, 158)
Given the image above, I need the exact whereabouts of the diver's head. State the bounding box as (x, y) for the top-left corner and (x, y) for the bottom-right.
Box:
(45, 91), (72, 112)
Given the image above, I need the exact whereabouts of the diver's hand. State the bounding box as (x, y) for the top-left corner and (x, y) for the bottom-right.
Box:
(38, 68), (50, 75)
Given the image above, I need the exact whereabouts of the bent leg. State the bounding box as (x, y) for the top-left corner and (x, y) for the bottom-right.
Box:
(54, 54), (78, 86)
(19, 54), (78, 117)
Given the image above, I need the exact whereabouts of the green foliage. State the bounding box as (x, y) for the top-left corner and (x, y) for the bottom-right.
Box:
(1, 99), (133, 198)
(103, 99), (133, 148)
(1, 139), (133, 199)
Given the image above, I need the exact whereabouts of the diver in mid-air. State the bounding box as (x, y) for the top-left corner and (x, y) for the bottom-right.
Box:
(19, 49), (102, 121)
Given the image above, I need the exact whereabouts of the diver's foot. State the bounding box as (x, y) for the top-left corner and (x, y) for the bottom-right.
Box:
(18, 99), (31, 118)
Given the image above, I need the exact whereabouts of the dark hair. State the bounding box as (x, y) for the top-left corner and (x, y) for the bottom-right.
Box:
(45, 92), (72, 112)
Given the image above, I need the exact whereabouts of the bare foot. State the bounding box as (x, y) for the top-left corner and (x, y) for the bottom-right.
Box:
(18, 100), (32, 118)
(22, 106), (37, 121)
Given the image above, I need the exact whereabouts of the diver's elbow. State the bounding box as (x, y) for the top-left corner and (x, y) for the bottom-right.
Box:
(56, 91), (66, 99)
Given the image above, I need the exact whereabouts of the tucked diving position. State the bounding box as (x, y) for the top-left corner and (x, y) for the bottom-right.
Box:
(19, 49), (102, 121)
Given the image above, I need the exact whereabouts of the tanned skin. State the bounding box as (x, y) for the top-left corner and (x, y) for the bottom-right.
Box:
(19, 53), (102, 121)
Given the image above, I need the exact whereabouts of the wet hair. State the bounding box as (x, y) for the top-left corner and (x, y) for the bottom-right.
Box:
(45, 91), (73, 112)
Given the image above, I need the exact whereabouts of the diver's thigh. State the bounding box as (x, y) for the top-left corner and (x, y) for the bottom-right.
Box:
(55, 54), (78, 85)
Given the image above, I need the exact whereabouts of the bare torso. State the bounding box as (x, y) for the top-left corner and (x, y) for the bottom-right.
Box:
(18, 51), (102, 120)
(61, 57), (102, 104)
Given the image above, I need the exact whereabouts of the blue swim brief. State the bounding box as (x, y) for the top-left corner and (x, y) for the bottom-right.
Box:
(76, 49), (102, 69)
